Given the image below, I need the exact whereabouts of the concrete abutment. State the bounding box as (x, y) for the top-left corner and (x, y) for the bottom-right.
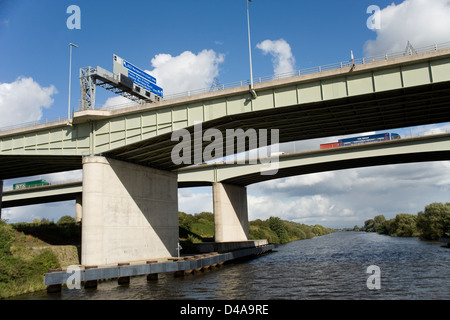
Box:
(81, 156), (178, 266)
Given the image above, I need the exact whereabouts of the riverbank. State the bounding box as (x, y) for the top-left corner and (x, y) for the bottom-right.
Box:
(179, 212), (335, 246)
(0, 221), (62, 298)
(353, 202), (450, 241)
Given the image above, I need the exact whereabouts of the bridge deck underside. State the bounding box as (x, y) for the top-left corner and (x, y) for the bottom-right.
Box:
(221, 150), (450, 187)
(2, 190), (81, 208)
(0, 155), (82, 180)
(106, 81), (450, 171)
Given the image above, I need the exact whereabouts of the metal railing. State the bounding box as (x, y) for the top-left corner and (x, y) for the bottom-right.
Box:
(0, 116), (69, 133)
(2, 41), (450, 128)
(159, 41), (450, 102)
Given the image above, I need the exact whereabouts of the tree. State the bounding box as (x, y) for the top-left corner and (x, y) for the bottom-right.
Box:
(417, 203), (450, 240)
(378, 219), (393, 235)
(363, 215), (386, 233)
(57, 215), (75, 224)
(363, 219), (375, 232)
(267, 216), (289, 244)
(374, 215), (386, 233)
(389, 213), (418, 237)
(40, 218), (52, 224)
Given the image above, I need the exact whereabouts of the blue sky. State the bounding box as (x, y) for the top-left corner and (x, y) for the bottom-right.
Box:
(2, 0), (450, 227)
(1, 0), (399, 121)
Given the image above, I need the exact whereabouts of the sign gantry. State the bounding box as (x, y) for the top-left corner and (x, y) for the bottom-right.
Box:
(79, 55), (163, 110)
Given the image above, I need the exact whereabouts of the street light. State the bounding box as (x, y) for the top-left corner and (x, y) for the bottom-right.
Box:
(246, 0), (257, 99)
(247, 0), (253, 87)
(68, 43), (78, 120)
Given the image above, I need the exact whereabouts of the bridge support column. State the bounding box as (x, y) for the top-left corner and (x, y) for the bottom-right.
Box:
(75, 194), (82, 222)
(0, 180), (3, 220)
(213, 182), (249, 242)
(81, 156), (178, 266)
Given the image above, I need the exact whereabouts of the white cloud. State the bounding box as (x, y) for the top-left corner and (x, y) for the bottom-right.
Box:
(247, 192), (358, 226)
(3, 201), (75, 224)
(256, 39), (296, 75)
(247, 160), (450, 228)
(146, 49), (225, 96)
(102, 96), (138, 109)
(42, 170), (82, 184)
(178, 187), (213, 214)
(364, 0), (450, 56)
(0, 77), (57, 128)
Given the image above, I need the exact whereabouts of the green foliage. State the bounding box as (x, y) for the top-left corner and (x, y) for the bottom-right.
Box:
(11, 221), (81, 245)
(249, 217), (333, 244)
(32, 249), (60, 272)
(363, 219), (375, 232)
(57, 215), (76, 224)
(249, 219), (280, 243)
(417, 203), (450, 240)
(190, 212), (214, 238)
(362, 215), (386, 232)
(380, 213), (419, 237)
(179, 212), (334, 245)
(178, 211), (215, 241)
(0, 224), (60, 298)
(361, 202), (450, 240)
(0, 221), (15, 255)
(268, 217), (289, 244)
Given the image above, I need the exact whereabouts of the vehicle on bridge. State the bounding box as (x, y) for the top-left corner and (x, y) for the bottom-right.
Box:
(320, 133), (400, 149)
(13, 179), (51, 190)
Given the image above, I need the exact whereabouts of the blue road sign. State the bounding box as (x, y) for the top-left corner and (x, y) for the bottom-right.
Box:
(123, 59), (156, 84)
(114, 54), (163, 97)
(127, 69), (163, 97)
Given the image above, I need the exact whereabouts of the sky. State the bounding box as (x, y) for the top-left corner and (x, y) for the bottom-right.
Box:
(1, 0), (450, 228)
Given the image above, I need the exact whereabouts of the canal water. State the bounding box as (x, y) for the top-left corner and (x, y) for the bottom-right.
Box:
(12, 231), (450, 300)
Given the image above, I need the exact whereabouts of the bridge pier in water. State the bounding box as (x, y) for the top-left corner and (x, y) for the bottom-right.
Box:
(213, 182), (249, 242)
(81, 156), (179, 266)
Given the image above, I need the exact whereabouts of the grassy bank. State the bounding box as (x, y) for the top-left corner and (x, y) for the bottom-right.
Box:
(0, 221), (61, 298)
(0, 216), (80, 299)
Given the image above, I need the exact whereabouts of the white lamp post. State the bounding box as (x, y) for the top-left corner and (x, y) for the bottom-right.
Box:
(247, 0), (257, 99)
(68, 43), (78, 119)
(247, 0), (254, 89)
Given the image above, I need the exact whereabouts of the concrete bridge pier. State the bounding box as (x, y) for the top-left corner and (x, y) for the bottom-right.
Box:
(75, 194), (82, 222)
(81, 156), (179, 266)
(213, 182), (249, 242)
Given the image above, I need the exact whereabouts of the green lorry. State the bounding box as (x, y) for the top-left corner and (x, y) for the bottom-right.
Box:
(13, 179), (50, 190)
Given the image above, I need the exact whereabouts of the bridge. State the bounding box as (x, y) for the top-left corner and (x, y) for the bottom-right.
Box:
(1, 45), (450, 267)
(4, 131), (450, 242)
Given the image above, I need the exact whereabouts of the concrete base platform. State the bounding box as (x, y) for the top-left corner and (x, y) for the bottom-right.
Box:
(44, 243), (274, 292)
(194, 240), (269, 253)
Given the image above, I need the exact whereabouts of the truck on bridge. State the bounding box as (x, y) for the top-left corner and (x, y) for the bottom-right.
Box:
(320, 133), (400, 149)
